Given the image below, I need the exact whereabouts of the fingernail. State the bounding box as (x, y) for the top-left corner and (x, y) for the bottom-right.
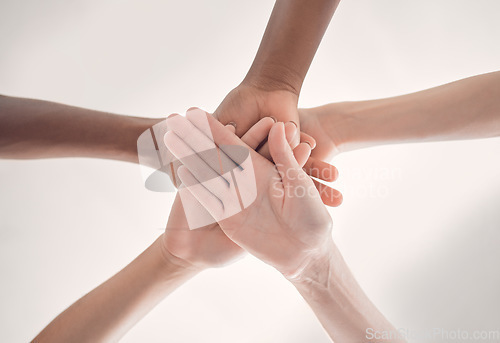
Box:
(285, 121), (298, 137)
(270, 116), (277, 123)
(303, 141), (314, 149)
(288, 121), (298, 128)
(228, 121), (237, 128)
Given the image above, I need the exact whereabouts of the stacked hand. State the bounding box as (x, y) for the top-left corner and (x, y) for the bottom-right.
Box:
(214, 83), (343, 207)
(163, 109), (335, 277)
(24, 0), (499, 340)
(31, 69), (498, 342)
(160, 87), (343, 271)
(162, 113), (284, 269)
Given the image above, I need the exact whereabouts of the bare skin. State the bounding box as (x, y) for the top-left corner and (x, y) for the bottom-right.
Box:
(165, 112), (404, 343)
(31, 119), (326, 343)
(32, 236), (197, 343)
(0, 95), (159, 162)
(7, 1), (350, 340)
(214, 0), (341, 147)
(0, 95), (341, 206)
(298, 71), (500, 161)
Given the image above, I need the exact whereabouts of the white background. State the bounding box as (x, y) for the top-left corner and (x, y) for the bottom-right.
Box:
(1, 0), (500, 342)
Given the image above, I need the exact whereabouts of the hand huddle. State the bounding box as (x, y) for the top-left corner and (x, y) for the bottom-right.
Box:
(27, 66), (499, 342)
(162, 108), (335, 278)
(2, 0), (497, 341)
(155, 107), (401, 343)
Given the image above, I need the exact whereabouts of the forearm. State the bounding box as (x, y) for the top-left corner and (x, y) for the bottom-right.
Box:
(326, 71), (500, 152)
(0, 95), (161, 162)
(290, 240), (404, 343)
(33, 235), (199, 343)
(244, 0), (340, 94)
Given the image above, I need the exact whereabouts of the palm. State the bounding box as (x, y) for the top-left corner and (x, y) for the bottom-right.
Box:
(220, 150), (331, 276)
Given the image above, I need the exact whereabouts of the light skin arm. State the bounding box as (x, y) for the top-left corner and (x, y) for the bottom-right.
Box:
(0, 94), (160, 162)
(289, 241), (404, 343)
(32, 235), (199, 343)
(165, 112), (401, 342)
(299, 71), (500, 160)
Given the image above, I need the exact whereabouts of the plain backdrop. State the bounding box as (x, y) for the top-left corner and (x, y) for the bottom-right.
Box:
(1, 0), (500, 342)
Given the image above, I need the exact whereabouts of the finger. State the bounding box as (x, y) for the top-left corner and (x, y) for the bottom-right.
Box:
(240, 117), (275, 150)
(300, 132), (316, 149)
(268, 122), (303, 187)
(177, 166), (225, 218)
(167, 112), (215, 150)
(168, 192), (216, 231)
(166, 113), (230, 178)
(212, 99), (255, 137)
(284, 122), (299, 149)
(184, 109), (241, 173)
(225, 123), (236, 134)
(164, 131), (230, 198)
(257, 121), (298, 161)
(290, 120), (301, 149)
(190, 112), (258, 169)
(313, 179), (343, 207)
(303, 157), (339, 182)
(167, 159), (183, 188)
(293, 142), (312, 168)
(167, 113), (180, 119)
(186, 108), (217, 141)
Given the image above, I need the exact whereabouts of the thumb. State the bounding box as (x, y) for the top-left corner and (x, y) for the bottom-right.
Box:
(268, 122), (303, 187)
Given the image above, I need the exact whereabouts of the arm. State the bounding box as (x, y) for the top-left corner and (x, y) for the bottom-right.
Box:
(0, 94), (160, 162)
(0, 95), (340, 205)
(299, 71), (500, 160)
(214, 0), (341, 141)
(244, 0), (341, 95)
(213, 0), (342, 200)
(33, 235), (198, 343)
(289, 241), (404, 342)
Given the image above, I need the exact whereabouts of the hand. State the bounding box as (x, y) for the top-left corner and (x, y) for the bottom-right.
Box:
(161, 193), (243, 270)
(161, 113), (304, 270)
(214, 83), (301, 146)
(165, 111), (334, 277)
(215, 84), (343, 207)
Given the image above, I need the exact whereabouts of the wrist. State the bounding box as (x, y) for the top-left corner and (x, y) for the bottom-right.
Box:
(319, 97), (411, 153)
(288, 239), (403, 343)
(155, 234), (203, 279)
(314, 102), (367, 155)
(285, 238), (338, 288)
(242, 64), (303, 96)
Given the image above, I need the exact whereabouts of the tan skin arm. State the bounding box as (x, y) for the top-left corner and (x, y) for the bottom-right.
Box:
(244, 0), (341, 95)
(0, 94), (160, 162)
(299, 71), (500, 160)
(214, 0), (341, 144)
